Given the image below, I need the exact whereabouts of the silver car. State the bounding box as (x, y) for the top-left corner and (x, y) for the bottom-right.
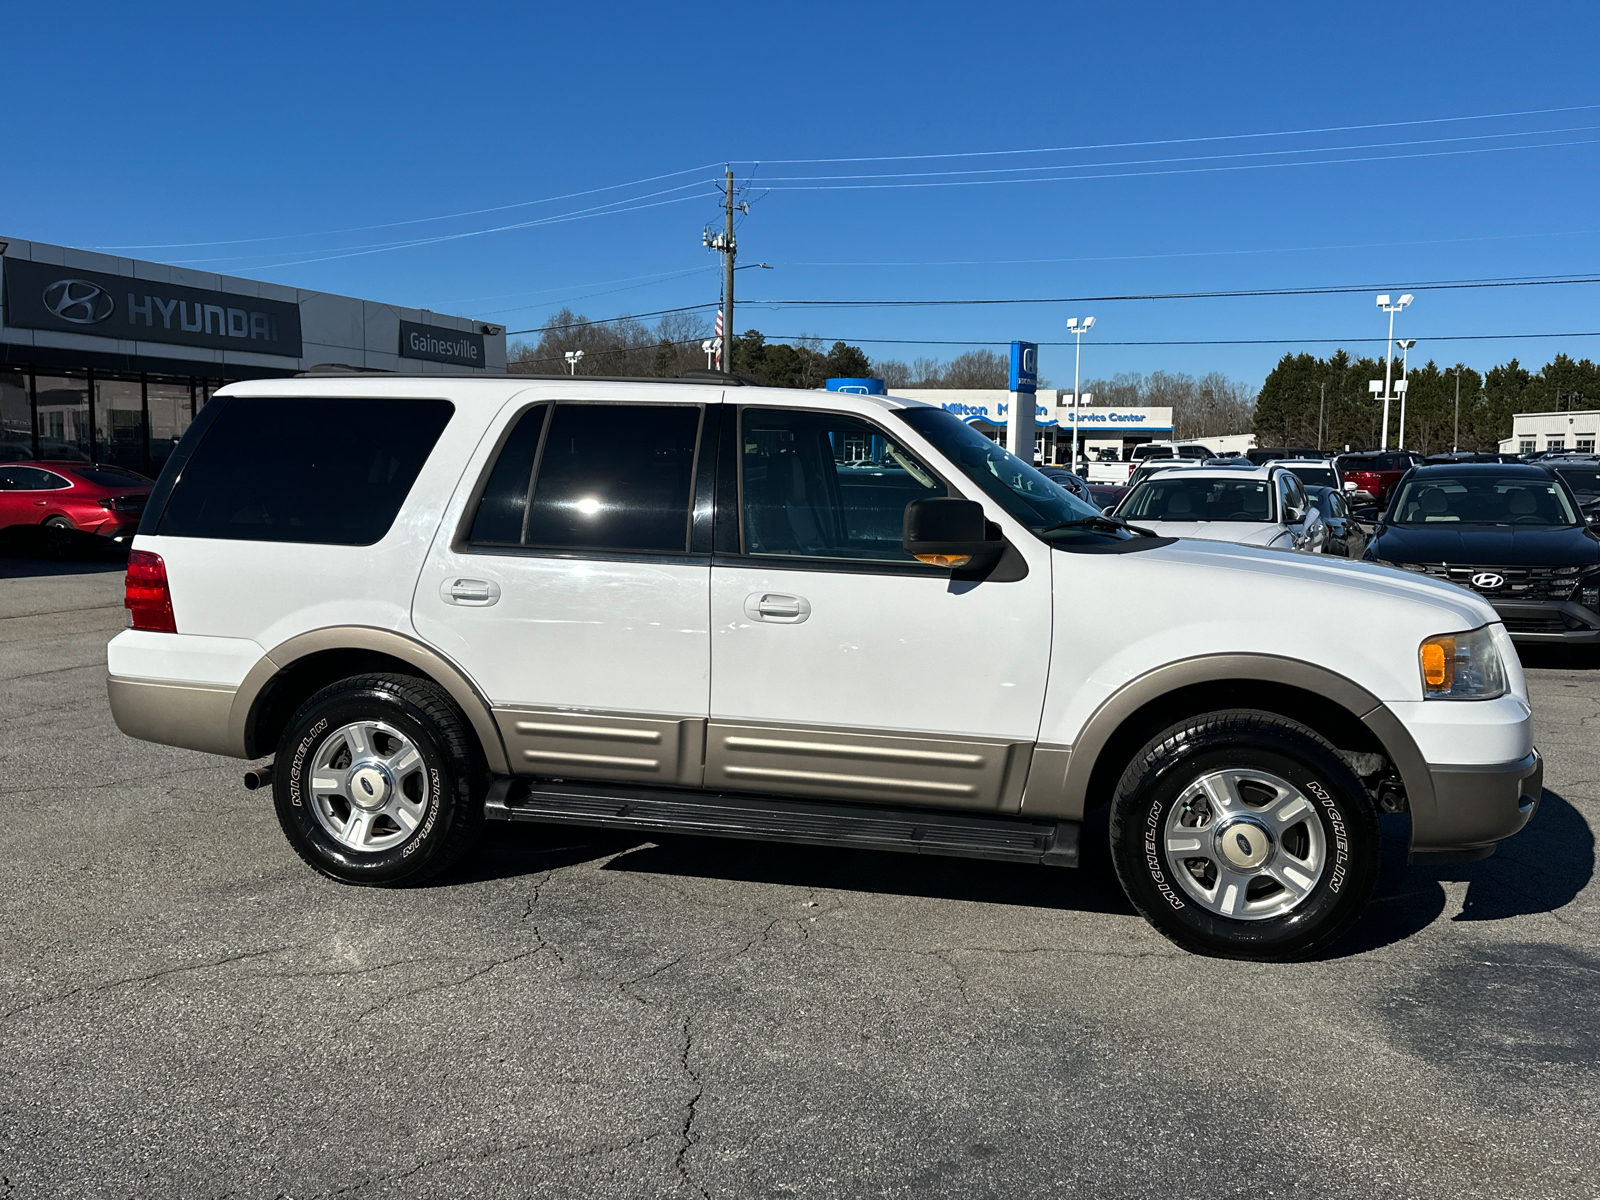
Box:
(1113, 463), (1328, 551)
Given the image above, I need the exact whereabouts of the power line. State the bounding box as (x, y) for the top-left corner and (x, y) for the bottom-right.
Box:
(90, 163), (725, 251)
(505, 302), (717, 337)
(750, 124), (1600, 183)
(753, 136), (1600, 193)
(749, 101), (1600, 164)
(749, 271), (1600, 309)
(754, 331), (1600, 348)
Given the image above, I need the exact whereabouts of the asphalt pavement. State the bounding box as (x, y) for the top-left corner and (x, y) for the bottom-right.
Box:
(1, 550), (1595, 1199)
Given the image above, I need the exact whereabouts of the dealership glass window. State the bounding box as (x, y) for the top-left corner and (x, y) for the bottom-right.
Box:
(1519, 439), (1537, 455)
(1577, 437), (1596, 453)
(518, 403), (702, 553)
(740, 407), (948, 562)
(1546, 438), (1565, 452)
(1, 370), (30, 461)
(147, 380), (193, 474)
(34, 376), (91, 461)
(93, 377), (145, 472)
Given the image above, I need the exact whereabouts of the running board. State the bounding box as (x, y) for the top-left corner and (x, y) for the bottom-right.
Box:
(485, 778), (1079, 867)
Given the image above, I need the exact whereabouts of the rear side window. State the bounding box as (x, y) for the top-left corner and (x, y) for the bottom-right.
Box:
(0, 466), (70, 490)
(469, 402), (702, 553)
(156, 397), (453, 545)
(76, 466), (152, 488)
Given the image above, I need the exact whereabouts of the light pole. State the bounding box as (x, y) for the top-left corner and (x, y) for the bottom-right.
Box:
(1318, 382), (1326, 451)
(1395, 338), (1416, 450)
(1066, 316), (1095, 470)
(564, 349), (584, 376)
(1376, 293), (1413, 450)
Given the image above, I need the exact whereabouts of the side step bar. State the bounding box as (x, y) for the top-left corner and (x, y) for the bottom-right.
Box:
(485, 778), (1079, 868)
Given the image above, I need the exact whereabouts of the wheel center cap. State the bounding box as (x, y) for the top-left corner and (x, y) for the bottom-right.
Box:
(349, 764), (392, 810)
(1216, 817), (1274, 870)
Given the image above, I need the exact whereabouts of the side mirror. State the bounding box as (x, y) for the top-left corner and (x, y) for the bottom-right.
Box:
(1284, 504), (1306, 525)
(903, 497), (1001, 568)
(1102, 504), (1117, 516)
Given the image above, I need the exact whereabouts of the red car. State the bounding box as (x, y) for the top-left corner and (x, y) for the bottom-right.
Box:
(1334, 451), (1421, 505)
(0, 461), (154, 556)
(1087, 482), (1128, 512)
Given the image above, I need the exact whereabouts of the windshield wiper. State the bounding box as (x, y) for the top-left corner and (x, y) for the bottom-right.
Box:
(1037, 514), (1158, 538)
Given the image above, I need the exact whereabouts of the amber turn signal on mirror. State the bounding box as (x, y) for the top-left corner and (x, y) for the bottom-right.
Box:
(913, 553), (973, 568)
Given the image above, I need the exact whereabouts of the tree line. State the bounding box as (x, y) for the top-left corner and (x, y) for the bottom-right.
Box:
(1253, 351), (1600, 453)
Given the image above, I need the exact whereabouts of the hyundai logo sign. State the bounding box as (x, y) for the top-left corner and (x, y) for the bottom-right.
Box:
(1471, 572), (1505, 590)
(42, 278), (115, 325)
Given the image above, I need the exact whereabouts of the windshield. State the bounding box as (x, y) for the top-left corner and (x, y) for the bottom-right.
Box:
(1553, 466), (1600, 501)
(1390, 474), (1580, 526)
(896, 407), (1124, 542)
(1285, 465), (1336, 488)
(1120, 476), (1275, 523)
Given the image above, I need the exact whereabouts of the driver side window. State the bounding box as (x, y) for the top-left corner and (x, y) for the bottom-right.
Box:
(738, 407), (947, 563)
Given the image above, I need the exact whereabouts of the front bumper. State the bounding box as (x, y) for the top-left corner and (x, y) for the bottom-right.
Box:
(1415, 749), (1543, 855)
(1490, 600), (1600, 643)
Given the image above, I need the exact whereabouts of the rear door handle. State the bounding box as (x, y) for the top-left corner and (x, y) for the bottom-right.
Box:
(441, 577), (501, 606)
(744, 592), (811, 623)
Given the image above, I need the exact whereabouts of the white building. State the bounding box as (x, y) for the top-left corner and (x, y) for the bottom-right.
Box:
(891, 389), (1175, 465)
(1498, 410), (1599, 456)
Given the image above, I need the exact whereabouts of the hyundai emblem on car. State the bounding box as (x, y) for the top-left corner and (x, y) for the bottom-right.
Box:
(43, 279), (115, 324)
(1471, 572), (1506, 589)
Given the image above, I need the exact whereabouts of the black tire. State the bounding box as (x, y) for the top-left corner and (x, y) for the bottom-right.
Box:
(1109, 709), (1379, 961)
(41, 517), (75, 559)
(272, 672), (485, 886)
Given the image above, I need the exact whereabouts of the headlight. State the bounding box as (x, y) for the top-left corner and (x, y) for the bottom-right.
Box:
(1419, 627), (1507, 700)
(1574, 574), (1600, 614)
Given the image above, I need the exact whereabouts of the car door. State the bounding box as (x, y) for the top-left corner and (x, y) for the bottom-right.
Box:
(706, 402), (1053, 813)
(0, 465), (68, 530)
(411, 393), (719, 788)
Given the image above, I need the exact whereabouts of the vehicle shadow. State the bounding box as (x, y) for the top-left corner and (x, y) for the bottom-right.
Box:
(449, 815), (1139, 917)
(0, 539), (128, 579)
(1330, 788), (1594, 957)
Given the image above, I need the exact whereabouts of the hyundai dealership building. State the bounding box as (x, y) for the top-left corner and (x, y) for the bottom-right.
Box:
(0, 236), (506, 477)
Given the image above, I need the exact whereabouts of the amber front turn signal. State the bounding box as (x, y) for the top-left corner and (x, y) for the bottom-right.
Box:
(1420, 637), (1453, 690)
(913, 553), (973, 568)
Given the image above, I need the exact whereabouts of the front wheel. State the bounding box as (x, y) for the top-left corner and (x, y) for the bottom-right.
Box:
(272, 673), (484, 886)
(1109, 709), (1379, 961)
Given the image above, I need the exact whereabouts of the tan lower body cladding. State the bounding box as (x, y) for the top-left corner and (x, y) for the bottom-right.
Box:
(495, 708), (1033, 812)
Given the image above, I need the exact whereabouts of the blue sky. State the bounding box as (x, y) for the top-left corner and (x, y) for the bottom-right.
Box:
(8, 0), (1600, 388)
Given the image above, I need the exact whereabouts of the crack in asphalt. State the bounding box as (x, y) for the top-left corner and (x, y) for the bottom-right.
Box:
(618, 957), (684, 1002)
(676, 1011), (710, 1200)
(0, 944), (298, 1024)
(520, 870), (565, 964)
(350, 950), (539, 1020)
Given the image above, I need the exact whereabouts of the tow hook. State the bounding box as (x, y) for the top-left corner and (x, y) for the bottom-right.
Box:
(243, 763), (275, 791)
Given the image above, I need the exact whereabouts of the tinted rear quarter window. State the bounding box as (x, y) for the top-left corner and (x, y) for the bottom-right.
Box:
(157, 396), (454, 545)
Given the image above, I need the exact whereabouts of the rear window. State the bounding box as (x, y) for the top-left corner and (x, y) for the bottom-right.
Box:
(1285, 465), (1337, 488)
(1121, 477), (1274, 522)
(75, 466), (152, 488)
(157, 396), (453, 545)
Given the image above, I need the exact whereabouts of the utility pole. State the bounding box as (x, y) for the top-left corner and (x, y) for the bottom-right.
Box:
(703, 169), (747, 375)
(1450, 366), (1461, 453)
(1318, 382), (1326, 451)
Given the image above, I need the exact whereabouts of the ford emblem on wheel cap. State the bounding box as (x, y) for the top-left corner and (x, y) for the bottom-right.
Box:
(1471, 572), (1505, 589)
(1235, 831), (1253, 856)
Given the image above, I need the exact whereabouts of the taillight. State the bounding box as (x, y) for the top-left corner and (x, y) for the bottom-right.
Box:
(125, 550), (176, 632)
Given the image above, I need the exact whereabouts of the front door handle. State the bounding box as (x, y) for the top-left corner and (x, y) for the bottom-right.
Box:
(744, 592), (811, 623)
(441, 577), (501, 606)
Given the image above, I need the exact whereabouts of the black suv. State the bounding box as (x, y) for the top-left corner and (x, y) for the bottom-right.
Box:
(1364, 463), (1600, 643)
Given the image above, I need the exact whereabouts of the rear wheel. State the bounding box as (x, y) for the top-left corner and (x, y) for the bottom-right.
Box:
(1109, 709), (1379, 961)
(272, 673), (485, 886)
(41, 517), (74, 559)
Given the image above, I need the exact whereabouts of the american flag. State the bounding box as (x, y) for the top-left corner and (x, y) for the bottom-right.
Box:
(714, 309), (723, 369)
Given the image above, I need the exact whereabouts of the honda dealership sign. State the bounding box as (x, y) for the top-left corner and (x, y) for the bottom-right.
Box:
(3, 256), (303, 357)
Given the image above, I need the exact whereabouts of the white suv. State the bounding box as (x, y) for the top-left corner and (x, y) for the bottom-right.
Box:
(107, 375), (1541, 960)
